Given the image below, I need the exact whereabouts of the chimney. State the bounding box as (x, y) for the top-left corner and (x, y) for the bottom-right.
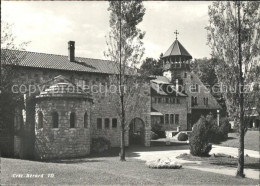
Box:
(68, 41), (75, 62)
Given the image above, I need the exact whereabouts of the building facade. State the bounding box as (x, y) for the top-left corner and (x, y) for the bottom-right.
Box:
(151, 38), (221, 132)
(6, 41), (151, 160)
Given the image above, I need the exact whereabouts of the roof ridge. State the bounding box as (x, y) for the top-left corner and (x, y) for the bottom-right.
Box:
(2, 48), (111, 62)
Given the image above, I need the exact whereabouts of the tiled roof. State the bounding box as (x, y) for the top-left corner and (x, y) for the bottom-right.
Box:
(2, 49), (119, 74)
(163, 39), (192, 59)
(151, 78), (187, 97)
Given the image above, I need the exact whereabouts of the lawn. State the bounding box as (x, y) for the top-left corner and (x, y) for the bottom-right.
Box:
(1, 150), (259, 185)
(177, 153), (260, 171)
(217, 131), (259, 151)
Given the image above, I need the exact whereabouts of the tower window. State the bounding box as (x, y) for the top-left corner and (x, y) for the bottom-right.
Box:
(38, 111), (43, 129)
(184, 72), (187, 78)
(52, 112), (59, 128)
(70, 112), (76, 128)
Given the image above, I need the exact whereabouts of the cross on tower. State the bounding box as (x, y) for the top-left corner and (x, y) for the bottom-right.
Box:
(174, 30), (179, 40)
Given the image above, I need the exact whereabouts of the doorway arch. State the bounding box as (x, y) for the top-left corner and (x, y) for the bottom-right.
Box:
(129, 118), (145, 146)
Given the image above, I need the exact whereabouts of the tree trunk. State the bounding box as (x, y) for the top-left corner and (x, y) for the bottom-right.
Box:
(118, 0), (126, 161)
(236, 1), (245, 178)
(120, 94), (126, 161)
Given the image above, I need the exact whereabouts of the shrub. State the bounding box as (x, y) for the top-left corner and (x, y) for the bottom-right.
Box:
(219, 117), (231, 139)
(91, 137), (111, 154)
(146, 158), (182, 169)
(190, 116), (212, 157)
(208, 117), (231, 143)
(151, 131), (159, 140)
(151, 122), (165, 138)
(177, 132), (188, 141)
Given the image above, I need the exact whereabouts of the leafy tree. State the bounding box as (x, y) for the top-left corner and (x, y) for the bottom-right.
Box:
(140, 53), (164, 76)
(105, 1), (147, 161)
(206, 1), (260, 177)
(191, 58), (228, 116)
(0, 21), (29, 156)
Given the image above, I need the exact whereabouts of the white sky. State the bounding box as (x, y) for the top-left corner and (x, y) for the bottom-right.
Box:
(2, 1), (212, 60)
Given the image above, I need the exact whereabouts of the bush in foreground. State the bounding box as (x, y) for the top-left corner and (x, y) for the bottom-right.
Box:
(151, 131), (159, 140)
(91, 137), (111, 154)
(146, 158), (182, 169)
(208, 117), (231, 143)
(177, 132), (188, 141)
(190, 116), (212, 157)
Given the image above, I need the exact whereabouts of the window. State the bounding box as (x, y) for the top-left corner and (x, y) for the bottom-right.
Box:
(105, 118), (110, 129)
(184, 72), (187, 78)
(52, 112), (59, 128)
(195, 97), (198, 105)
(160, 116), (164, 124)
(158, 98), (162, 103)
(191, 96), (195, 106)
(195, 84), (199, 92)
(97, 118), (102, 129)
(172, 98), (176, 104)
(165, 114), (169, 124)
(166, 98), (169, 104)
(112, 118), (117, 128)
(152, 97), (157, 103)
(84, 112), (88, 128)
(205, 98), (208, 105)
(170, 114), (174, 124)
(175, 114), (179, 125)
(176, 98), (180, 104)
(38, 111), (43, 128)
(70, 112), (76, 128)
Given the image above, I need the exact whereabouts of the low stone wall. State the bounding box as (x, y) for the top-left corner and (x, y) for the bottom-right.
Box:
(35, 128), (90, 159)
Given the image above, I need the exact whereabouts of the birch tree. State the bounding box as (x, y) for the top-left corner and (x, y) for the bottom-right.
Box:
(206, 1), (260, 177)
(105, 0), (147, 161)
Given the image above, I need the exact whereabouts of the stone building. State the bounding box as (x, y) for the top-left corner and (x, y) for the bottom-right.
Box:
(3, 38), (221, 159)
(151, 38), (221, 132)
(5, 41), (151, 160)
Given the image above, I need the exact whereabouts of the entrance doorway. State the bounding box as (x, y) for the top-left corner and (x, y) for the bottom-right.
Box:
(129, 118), (145, 146)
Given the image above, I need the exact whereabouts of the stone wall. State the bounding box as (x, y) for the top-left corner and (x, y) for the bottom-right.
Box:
(34, 98), (91, 159)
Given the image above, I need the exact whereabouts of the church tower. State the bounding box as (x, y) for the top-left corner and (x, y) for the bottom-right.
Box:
(161, 30), (192, 92)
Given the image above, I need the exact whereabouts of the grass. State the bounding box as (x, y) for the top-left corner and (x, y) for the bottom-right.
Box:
(1, 152), (259, 185)
(216, 131), (260, 151)
(177, 153), (260, 170)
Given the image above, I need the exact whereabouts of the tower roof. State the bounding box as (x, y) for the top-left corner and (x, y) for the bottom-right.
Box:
(162, 39), (192, 59)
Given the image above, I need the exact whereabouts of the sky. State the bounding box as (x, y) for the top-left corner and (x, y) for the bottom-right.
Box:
(2, 1), (212, 61)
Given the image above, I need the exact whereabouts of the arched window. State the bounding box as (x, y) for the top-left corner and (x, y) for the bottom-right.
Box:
(191, 96), (194, 106)
(84, 112), (88, 128)
(52, 112), (59, 128)
(194, 97), (198, 105)
(70, 112), (76, 128)
(38, 111), (43, 129)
